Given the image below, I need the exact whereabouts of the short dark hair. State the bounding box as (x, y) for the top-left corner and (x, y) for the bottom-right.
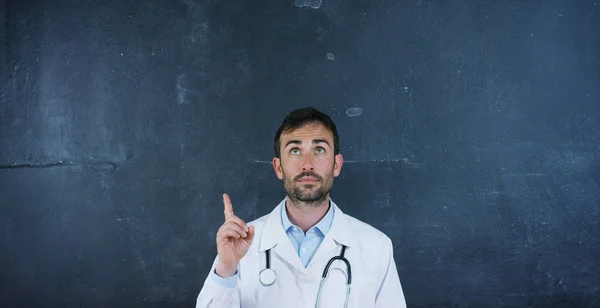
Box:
(274, 107), (340, 158)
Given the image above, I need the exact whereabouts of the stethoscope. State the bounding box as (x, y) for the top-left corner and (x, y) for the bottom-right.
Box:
(259, 245), (352, 308)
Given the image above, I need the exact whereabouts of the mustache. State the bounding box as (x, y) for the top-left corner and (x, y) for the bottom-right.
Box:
(294, 172), (322, 181)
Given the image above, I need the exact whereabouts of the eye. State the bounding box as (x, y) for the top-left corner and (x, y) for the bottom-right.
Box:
(290, 148), (300, 155)
(316, 147), (325, 154)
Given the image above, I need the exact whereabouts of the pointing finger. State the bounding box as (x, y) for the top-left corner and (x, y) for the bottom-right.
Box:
(223, 193), (234, 220)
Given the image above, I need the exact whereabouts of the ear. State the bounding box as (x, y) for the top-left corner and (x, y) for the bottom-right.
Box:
(333, 153), (343, 177)
(273, 157), (284, 180)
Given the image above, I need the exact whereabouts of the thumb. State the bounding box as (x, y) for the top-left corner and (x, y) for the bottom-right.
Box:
(244, 225), (255, 243)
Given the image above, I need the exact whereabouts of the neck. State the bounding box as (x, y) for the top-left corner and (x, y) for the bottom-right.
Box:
(285, 196), (330, 233)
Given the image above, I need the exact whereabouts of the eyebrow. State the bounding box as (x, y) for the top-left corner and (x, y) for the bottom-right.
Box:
(284, 139), (330, 148)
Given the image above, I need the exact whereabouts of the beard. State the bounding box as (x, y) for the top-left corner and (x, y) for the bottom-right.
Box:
(282, 169), (334, 206)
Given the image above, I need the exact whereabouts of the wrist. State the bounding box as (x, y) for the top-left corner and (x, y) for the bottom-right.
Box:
(215, 262), (238, 278)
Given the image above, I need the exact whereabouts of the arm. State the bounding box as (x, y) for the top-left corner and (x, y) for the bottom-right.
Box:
(375, 237), (407, 308)
(195, 256), (240, 308)
(196, 194), (254, 308)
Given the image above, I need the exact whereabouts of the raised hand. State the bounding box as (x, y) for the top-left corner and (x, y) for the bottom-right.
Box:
(215, 193), (255, 277)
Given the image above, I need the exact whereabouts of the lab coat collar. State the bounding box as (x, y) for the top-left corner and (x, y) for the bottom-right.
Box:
(281, 198), (335, 236)
(258, 197), (355, 253)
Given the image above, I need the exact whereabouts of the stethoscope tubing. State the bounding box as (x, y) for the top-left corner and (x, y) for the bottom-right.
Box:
(259, 245), (352, 287)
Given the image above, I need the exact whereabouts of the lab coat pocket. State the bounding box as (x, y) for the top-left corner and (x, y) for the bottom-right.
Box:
(350, 273), (378, 308)
(316, 264), (351, 308)
(253, 276), (284, 307)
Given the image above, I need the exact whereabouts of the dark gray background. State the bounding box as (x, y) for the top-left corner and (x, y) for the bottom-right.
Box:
(1, 0), (599, 307)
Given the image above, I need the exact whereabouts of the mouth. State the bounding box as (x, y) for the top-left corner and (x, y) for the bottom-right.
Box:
(297, 176), (319, 183)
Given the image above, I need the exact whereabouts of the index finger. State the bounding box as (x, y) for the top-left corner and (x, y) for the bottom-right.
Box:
(223, 193), (234, 220)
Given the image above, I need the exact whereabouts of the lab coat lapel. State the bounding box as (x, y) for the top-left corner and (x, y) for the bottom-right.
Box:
(309, 201), (355, 268)
(258, 199), (307, 274)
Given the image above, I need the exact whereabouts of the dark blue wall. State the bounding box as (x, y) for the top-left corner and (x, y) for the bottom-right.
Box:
(1, 0), (599, 307)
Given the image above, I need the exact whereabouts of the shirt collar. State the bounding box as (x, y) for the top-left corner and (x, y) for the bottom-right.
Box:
(281, 197), (335, 235)
(258, 198), (355, 253)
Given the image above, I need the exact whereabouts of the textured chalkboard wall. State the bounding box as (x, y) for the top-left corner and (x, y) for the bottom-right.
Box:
(1, 0), (599, 307)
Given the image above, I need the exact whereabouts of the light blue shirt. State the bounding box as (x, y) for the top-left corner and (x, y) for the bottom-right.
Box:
(210, 201), (335, 288)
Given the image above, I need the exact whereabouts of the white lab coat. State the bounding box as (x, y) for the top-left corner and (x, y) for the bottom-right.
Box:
(196, 199), (407, 308)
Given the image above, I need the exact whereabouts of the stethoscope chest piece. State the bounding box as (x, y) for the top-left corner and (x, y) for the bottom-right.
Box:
(259, 268), (276, 286)
(260, 248), (276, 286)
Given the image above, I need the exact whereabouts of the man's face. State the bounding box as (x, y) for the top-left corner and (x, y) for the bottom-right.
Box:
(273, 122), (343, 205)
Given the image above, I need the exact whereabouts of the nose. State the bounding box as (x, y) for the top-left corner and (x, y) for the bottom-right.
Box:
(301, 165), (315, 172)
(301, 154), (315, 171)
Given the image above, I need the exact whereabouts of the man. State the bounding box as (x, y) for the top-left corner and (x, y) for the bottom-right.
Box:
(196, 107), (406, 307)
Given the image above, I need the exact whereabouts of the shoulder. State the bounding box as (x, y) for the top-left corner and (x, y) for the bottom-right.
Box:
(246, 212), (269, 230)
(340, 211), (396, 280)
(244, 200), (283, 232)
(342, 212), (393, 248)
(247, 211), (269, 225)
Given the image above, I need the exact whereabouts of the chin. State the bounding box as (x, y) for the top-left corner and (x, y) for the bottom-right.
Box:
(298, 191), (328, 202)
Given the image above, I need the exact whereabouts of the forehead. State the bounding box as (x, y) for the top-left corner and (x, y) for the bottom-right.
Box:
(280, 122), (333, 144)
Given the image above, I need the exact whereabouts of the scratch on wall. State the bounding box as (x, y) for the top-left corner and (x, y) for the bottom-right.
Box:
(295, 0), (322, 9)
(252, 158), (419, 168)
(0, 160), (118, 172)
